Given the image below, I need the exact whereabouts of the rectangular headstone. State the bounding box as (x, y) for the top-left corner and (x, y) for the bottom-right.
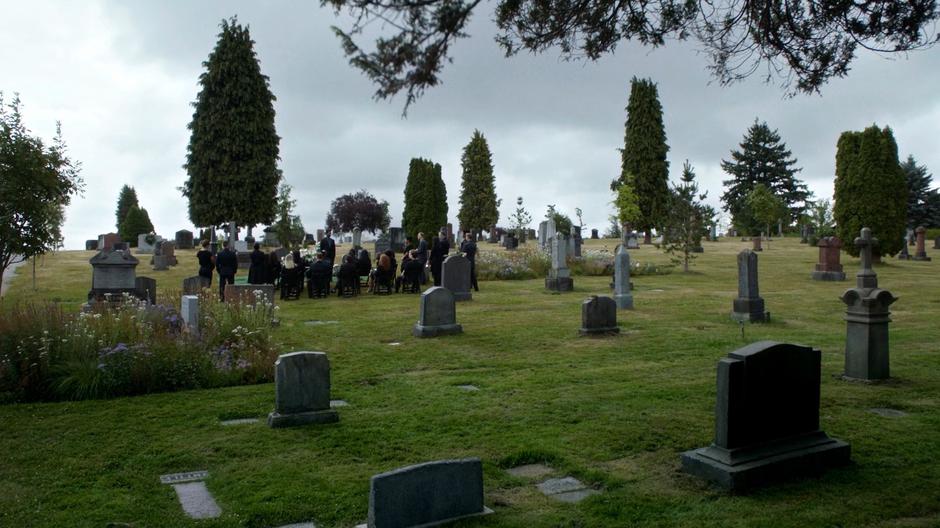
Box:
(181, 295), (199, 334)
(268, 351), (339, 427)
(135, 276), (156, 304)
(441, 255), (472, 301)
(414, 286), (463, 337)
(224, 283), (275, 306)
(367, 458), (487, 528)
(182, 275), (210, 295)
(579, 296), (619, 336)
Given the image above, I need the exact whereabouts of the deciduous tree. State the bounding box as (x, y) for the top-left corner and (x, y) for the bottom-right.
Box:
(325, 190), (391, 234)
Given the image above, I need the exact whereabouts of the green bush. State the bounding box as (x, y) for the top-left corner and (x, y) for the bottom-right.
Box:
(474, 247), (672, 280)
(0, 292), (279, 402)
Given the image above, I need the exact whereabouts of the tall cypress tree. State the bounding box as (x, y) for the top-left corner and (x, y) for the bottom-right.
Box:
(181, 17), (280, 232)
(902, 155), (940, 229)
(615, 77), (670, 243)
(720, 120), (808, 235)
(402, 158), (446, 238)
(457, 130), (500, 234)
(115, 185), (139, 231)
(833, 125), (907, 258)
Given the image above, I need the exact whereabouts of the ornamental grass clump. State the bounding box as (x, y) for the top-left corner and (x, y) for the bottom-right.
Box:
(0, 292), (279, 402)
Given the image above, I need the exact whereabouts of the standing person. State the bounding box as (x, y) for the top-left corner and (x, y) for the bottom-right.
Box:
(415, 232), (429, 284)
(265, 249), (282, 287)
(460, 232), (479, 291)
(215, 240), (238, 300)
(248, 243), (266, 284)
(318, 230), (336, 266)
(429, 235), (446, 286)
(196, 240), (215, 287)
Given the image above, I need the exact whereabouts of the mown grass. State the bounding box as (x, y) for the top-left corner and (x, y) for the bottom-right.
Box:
(1, 238), (939, 527)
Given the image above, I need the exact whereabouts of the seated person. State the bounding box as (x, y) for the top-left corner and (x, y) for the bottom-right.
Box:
(356, 248), (372, 279)
(306, 251), (333, 297)
(279, 254), (303, 299)
(396, 250), (424, 293)
(369, 249), (393, 292)
(336, 254), (360, 296)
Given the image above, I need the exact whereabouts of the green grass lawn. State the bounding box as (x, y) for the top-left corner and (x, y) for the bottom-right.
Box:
(1, 238), (939, 527)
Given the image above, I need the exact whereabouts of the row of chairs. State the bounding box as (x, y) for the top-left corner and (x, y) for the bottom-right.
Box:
(277, 266), (422, 300)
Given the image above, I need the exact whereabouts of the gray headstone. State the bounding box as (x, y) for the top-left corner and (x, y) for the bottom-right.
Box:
(234, 240), (248, 252)
(544, 219), (556, 249)
(182, 275), (210, 295)
(367, 459), (489, 528)
(538, 221), (548, 248)
(613, 245), (634, 309)
(579, 296), (619, 336)
(545, 235), (573, 291)
(181, 295), (199, 334)
(413, 287), (463, 337)
(841, 228), (897, 381)
(137, 234), (154, 254)
(441, 254), (472, 301)
(681, 341), (851, 491)
(731, 249), (767, 322)
(90, 249), (138, 290)
(267, 351), (339, 427)
(152, 255), (169, 271)
(352, 228), (362, 248)
(175, 229), (194, 250)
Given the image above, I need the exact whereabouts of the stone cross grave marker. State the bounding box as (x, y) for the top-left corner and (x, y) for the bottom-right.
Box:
(579, 296), (619, 336)
(681, 341), (851, 491)
(441, 255), (472, 301)
(731, 249), (768, 322)
(413, 286), (463, 337)
(267, 351), (339, 427)
(358, 458), (492, 528)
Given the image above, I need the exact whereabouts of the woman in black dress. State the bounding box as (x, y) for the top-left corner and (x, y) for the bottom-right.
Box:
(428, 236), (446, 286)
(196, 240), (215, 286)
(248, 243), (266, 284)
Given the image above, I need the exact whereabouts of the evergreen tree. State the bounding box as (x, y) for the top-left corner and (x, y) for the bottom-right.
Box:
(901, 155), (940, 229)
(115, 185), (139, 231)
(834, 125), (907, 258)
(181, 17), (281, 232)
(457, 130), (500, 234)
(663, 161), (707, 271)
(720, 119), (808, 235)
(402, 158), (447, 237)
(508, 196), (532, 233)
(545, 205), (572, 236)
(272, 183), (305, 249)
(614, 77), (670, 242)
(119, 205), (155, 246)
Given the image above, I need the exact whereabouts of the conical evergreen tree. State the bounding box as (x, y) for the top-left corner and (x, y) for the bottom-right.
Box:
(720, 119), (808, 235)
(426, 161), (448, 236)
(402, 158), (446, 238)
(115, 185), (139, 231)
(615, 77), (670, 242)
(181, 17), (280, 231)
(457, 130), (500, 234)
(902, 155), (940, 229)
(119, 205), (154, 246)
(834, 125), (907, 257)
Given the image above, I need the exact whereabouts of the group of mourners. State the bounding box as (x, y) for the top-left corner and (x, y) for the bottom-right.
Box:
(194, 230), (479, 301)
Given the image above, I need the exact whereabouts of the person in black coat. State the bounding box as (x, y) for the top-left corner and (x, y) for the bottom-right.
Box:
(196, 240), (215, 286)
(460, 233), (479, 291)
(318, 231), (336, 266)
(215, 240), (238, 300)
(265, 250), (281, 287)
(428, 236), (446, 286)
(247, 243), (266, 284)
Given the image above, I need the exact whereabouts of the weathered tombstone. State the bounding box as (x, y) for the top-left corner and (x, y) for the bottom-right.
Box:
(613, 245), (634, 309)
(389, 227), (405, 252)
(906, 227), (915, 246)
(544, 219), (556, 249)
(152, 255), (169, 271)
(181, 295), (199, 335)
(569, 226), (582, 257)
(137, 234), (155, 254)
(710, 224), (718, 242)
(579, 296), (619, 336)
(441, 255), (472, 301)
(545, 235), (573, 292)
(897, 233), (911, 260)
(538, 221), (548, 249)
(236, 251), (251, 270)
(499, 234), (507, 246)
(85, 239), (98, 251)
(363, 459), (489, 528)
(527, 228), (537, 242)
(267, 351), (339, 427)
(913, 226), (931, 261)
(352, 228), (362, 248)
(810, 236), (846, 281)
(135, 277), (157, 304)
(224, 284), (275, 306)
(175, 229), (194, 250)
(182, 275), (210, 295)
(626, 232), (640, 249)
(752, 235), (763, 252)
(161, 241), (178, 266)
(841, 228), (897, 381)
(488, 226), (498, 243)
(800, 224), (809, 244)
(374, 233), (391, 255)
(413, 287), (463, 337)
(731, 250), (768, 322)
(234, 240), (248, 253)
(88, 249), (139, 302)
(680, 341), (851, 491)
(934, 236), (940, 249)
(591, 228), (599, 240)
(99, 233), (122, 252)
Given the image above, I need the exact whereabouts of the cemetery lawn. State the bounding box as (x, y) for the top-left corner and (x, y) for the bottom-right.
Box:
(2, 238), (939, 528)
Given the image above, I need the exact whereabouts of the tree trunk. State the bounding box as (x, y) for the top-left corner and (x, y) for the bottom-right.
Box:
(229, 222), (237, 242)
(644, 229), (652, 244)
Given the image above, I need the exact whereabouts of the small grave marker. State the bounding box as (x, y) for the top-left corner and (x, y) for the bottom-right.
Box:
(506, 464), (553, 479)
(868, 408), (908, 418)
(536, 476), (599, 503)
(268, 352), (339, 428)
(159, 470), (221, 520)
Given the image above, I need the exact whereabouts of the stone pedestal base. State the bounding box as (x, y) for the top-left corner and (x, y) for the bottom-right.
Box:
(681, 431), (850, 491)
(613, 294), (633, 309)
(913, 254), (932, 261)
(545, 277), (574, 291)
(811, 271), (846, 281)
(413, 323), (463, 337)
(731, 298), (768, 322)
(452, 292), (472, 302)
(844, 319), (891, 380)
(579, 326), (620, 336)
(267, 409), (338, 428)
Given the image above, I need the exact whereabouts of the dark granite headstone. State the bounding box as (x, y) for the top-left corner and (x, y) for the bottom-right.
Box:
(135, 276), (157, 304)
(680, 341), (851, 491)
(441, 255), (472, 301)
(85, 239), (98, 251)
(811, 236), (846, 281)
(175, 230), (194, 250)
(413, 287), (463, 337)
(366, 458), (488, 528)
(389, 227), (405, 252)
(224, 284), (275, 306)
(731, 250), (768, 322)
(182, 275), (211, 295)
(934, 236), (940, 250)
(98, 233), (122, 252)
(579, 296), (619, 336)
(591, 228), (599, 240)
(236, 251), (251, 270)
(267, 351), (339, 427)
(88, 249), (140, 302)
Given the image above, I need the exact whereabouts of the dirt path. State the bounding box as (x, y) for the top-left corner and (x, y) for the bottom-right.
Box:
(1, 257), (28, 297)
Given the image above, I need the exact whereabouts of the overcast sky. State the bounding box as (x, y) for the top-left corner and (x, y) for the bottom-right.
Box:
(3, 1), (939, 249)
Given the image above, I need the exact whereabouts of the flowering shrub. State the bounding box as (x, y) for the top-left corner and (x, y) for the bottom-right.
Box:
(0, 292), (279, 402)
(475, 247), (672, 280)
